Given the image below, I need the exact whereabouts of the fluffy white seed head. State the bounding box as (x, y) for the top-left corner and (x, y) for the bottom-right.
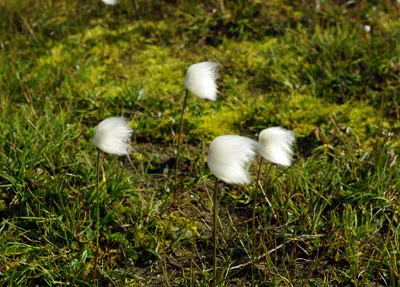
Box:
(101, 0), (118, 5)
(207, 135), (257, 184)
(184, 62), (218, 101)
(93, 117), (133, 155)
(258, 127), (295, 166)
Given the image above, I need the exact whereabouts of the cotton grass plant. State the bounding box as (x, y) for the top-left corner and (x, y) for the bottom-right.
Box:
(250, 127), (295, 285)
(175, 62), (219, 185)
(207, 135), (257, 286)
(92, 116), (133, 284)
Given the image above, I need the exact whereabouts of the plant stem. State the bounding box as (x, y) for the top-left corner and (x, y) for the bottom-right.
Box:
(163, 237), (172, 287)
(251, 156), (263, 286)
(174, 89), (189, 186)
(375, 203), (396, 287)
(94, 150), (101, 286)
(213, 179), (219, 287)
(253, 159), (274, 286)
(217, 0), (225, 14)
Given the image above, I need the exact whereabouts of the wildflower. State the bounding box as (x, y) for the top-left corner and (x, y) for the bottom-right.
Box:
(257, 127), (295, 166)
(184, 62), (218, 101)
(207, 135), (257, 184)
(93, 117), (133, 155)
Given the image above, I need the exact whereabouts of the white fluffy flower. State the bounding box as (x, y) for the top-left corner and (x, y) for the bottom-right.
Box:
(184, 62), (218, 101)
(101, 0), (118, 5)
(207, 135), (257, 184)
(93, 117), (133, 155)
(257, 127), (295, 166)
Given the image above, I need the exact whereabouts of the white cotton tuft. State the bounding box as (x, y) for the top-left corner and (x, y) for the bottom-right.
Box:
(93, 117), (133, 155)
(101, 0), (118, 5)
(257, 127), (295, 166)
(207, 135), (257, 184)
(184, 62), (218, 101)
(363, 25), (371, 33)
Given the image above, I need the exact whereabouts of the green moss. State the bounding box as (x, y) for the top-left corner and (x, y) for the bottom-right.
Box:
(276, 92), (332, 137)
(220, 38), (279, 71)
(37, 43), (67, 67)
(333, 101), (392, 150)
(82, 25), (116, 42)
(124, 45), (186, 98)
(219, 36), (306, 92)
(157, 212), (201, 241)
(274, 92), (392, 150)
(190, 109), (242, 139)
(86, 64), (107, 85)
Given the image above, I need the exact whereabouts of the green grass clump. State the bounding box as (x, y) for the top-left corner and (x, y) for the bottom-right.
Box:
(0, 0), (399, 286)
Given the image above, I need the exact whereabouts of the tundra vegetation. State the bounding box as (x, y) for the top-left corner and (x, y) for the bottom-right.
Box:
(0, 1), (399, 286)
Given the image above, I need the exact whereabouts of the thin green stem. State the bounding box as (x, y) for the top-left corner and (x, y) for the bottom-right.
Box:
(375, 202), (397, 287)
(122, 156), (129, 279)
(94, 150), (101, 286)
(174, 89), (189, 187)
(251, 157), (264, 286)
(252, 159), (274, 286)
(213, 179), (219, 287)
(263, 162), (275, 197)
(163, 236), (172, 287)
(218, 0), (226, 14)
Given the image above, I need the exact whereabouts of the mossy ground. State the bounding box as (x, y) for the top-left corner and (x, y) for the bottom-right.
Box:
(0, 1), (399, 286)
